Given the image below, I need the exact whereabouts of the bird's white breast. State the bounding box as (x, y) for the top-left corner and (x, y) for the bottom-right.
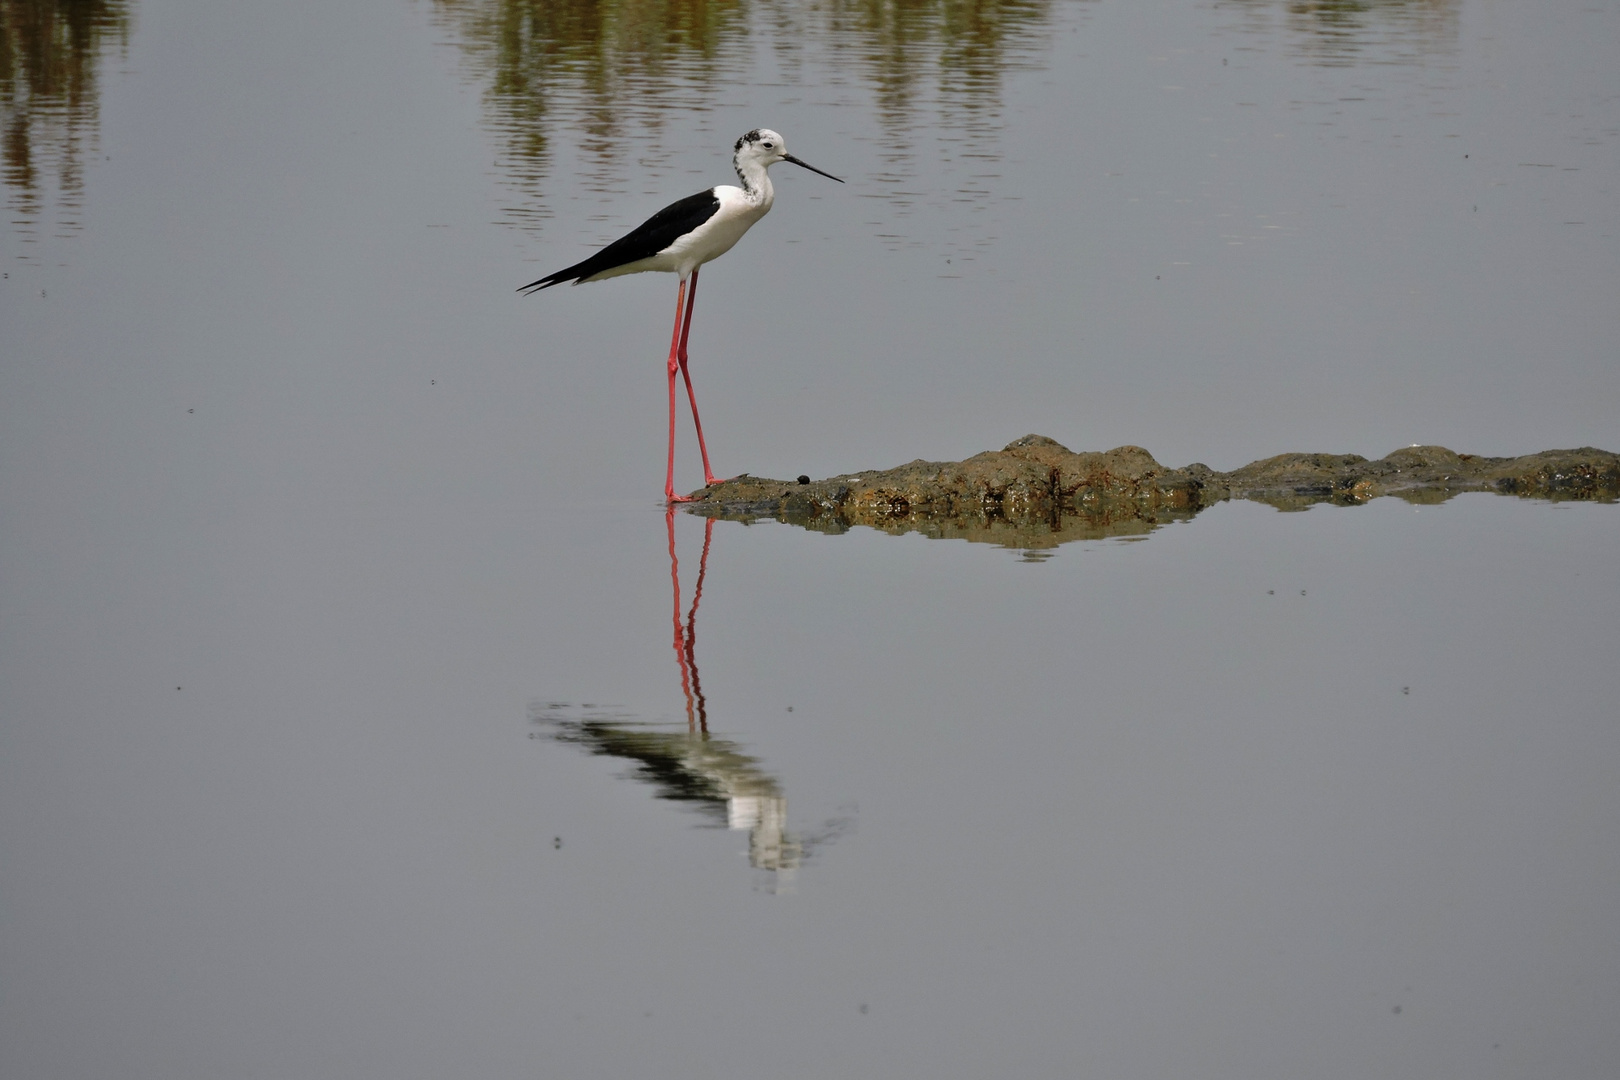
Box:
(664, 185), (773, 278)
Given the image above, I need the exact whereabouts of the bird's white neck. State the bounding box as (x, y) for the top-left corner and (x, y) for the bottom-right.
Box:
(733, 154), (775, 210)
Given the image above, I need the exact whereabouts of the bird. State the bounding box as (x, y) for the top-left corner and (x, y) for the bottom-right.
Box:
(519, 129), (843, 502)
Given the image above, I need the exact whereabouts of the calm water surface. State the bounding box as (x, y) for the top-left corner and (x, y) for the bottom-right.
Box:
(2, 0), (1618, 1077)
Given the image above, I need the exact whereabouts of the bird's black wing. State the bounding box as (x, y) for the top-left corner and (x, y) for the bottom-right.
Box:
(518, 189), (722, 294)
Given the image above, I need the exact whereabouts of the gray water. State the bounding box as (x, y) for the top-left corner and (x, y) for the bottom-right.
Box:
(3, 1), (1618, 1077)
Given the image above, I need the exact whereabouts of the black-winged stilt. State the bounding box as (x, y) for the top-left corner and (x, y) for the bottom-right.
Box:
(519, 129), (843, 502)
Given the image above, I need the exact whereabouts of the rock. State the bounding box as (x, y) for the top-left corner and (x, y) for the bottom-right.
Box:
(681, 439), (1619, 550)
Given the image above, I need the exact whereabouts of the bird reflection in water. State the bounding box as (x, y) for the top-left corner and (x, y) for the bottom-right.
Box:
(532, 511), (852, 883)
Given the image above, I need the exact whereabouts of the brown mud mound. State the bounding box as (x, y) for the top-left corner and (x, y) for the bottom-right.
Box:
(682, 436), (1619, 550)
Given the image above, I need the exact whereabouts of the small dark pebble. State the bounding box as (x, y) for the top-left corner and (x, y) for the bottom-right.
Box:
(797, 475), (810, 484)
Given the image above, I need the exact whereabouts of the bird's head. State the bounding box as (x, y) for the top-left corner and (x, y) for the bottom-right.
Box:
(734, 129), (844, 183)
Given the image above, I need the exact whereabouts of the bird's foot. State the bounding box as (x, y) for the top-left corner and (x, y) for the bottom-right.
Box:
(666, 476), (730, 504)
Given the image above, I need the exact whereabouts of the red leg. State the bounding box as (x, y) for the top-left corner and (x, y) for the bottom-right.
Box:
(675, 268), (720, 486)
(664, 278), (689, 502)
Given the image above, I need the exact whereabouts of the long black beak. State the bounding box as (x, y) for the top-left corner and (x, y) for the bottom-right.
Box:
(784, 153), (844, 183)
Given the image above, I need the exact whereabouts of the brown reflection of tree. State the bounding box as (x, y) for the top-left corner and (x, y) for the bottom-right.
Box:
(431, 0), (1056, 234)
(771, 1), (1053, 155)
(0, 0), (132, 247)
(430, 0), (754, 229)
(1217, 0), (1459, 66)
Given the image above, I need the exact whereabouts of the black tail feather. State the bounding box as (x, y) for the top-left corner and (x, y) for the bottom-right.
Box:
(516, 250), (617, 293)
(516, 272), (571, 294)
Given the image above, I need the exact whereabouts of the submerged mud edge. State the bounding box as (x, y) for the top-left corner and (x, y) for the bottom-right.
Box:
(682, 436), (1620, 548)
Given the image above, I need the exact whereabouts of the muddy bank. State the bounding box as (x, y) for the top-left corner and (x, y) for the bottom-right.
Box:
(682, 436), (1620, 549)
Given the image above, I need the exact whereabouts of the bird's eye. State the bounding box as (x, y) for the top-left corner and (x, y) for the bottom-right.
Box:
(763, 142), (774, 149)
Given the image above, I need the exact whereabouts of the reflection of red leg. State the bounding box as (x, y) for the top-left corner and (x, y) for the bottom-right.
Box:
(675, 268), (719, 487)
(667, 509), (714, 735)
(682, 515), (715, 735)
(667, 507), (697, 731)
